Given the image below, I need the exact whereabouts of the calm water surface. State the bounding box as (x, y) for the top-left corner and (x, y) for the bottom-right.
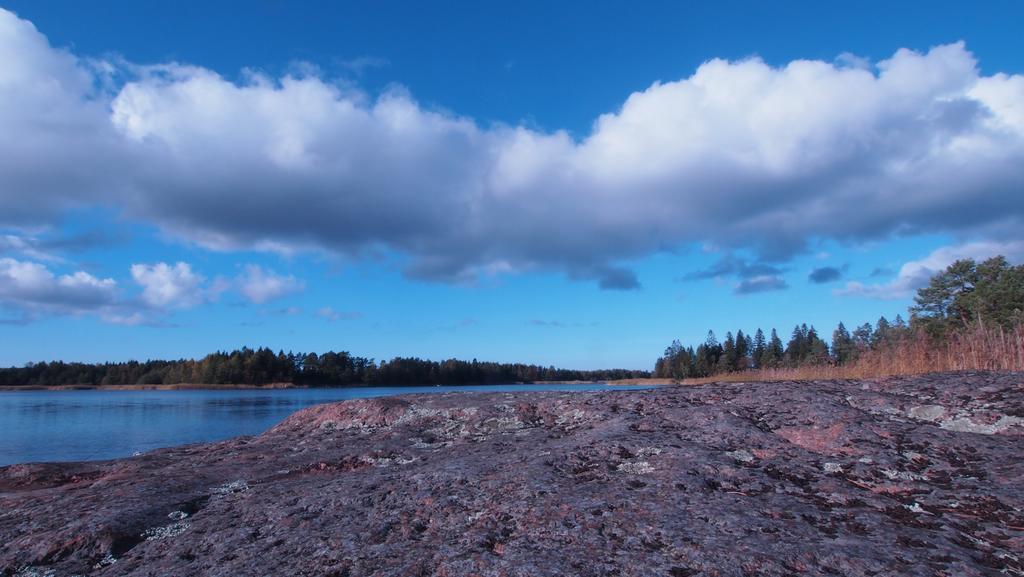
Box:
(0, 384), (647, 466)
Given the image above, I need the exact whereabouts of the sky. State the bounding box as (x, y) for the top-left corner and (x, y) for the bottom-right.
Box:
(1, 1), (1023, 370)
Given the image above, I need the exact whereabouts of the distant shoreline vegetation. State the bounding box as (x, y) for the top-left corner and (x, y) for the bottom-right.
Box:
(4, 256), (1019, 389)
(0, 351), (650, 388)
(655, 256), (1024, 381)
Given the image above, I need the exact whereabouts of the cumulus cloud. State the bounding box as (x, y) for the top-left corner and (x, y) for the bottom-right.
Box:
(0, 257), (117, 315)
(838, 240), (1024, 299)
(0, 255), (300, 323)
(236, 265), (304, 304)
(3, 7), (1024, 288)
(130, 262), (210, 309)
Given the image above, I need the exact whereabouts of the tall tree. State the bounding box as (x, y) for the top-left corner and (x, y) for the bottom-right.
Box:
(734, 329), (749, 371)
(768, 329), (784, 367)
(872, 316), (891, 348)
(852, 323), (873, 350)
(752, 328), (767, 369)
(831, 322), (856, 365)
(806, 326), (829, 364)
(908, 256), (1024, 333)
(720, 332), (737, 373)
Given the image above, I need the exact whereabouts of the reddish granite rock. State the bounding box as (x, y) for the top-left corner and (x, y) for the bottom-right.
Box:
(1, 371), (1023, 576)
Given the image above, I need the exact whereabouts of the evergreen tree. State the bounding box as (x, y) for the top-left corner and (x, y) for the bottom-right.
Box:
(911, 256), (1024, 333)
(852, 323), (873, 349)
(785, 325), (805, 367)
(734, 329), (749, 371)
(768, 329), (784, 367)
(694, 344), (711, 377)
(653, 357), (667, 379)
(720, 332), (737, 373)
(752, 328), (767, 369)
(806, 326), (829, 364)
(872, 316), (891, 348)
(703, 331), (722, 369)
(831, 322), (856, 365)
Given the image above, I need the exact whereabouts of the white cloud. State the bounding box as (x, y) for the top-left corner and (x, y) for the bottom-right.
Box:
(0, 255), (305, 323)
(130, 261), (208, 308)
(0, 257), (117, 314)
(3, 6), (1024, 289)
(236, 265), (304, 303)
(837, 240), (1024, 299)
(0, 234), (59, 262)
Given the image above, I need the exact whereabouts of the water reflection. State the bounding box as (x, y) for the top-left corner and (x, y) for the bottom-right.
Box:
(0, 384), (649, 465)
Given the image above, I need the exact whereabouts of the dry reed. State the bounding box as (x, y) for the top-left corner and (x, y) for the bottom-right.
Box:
(681, 321), (1024, 384)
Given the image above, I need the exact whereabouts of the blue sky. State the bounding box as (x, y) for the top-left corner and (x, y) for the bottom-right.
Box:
(1, 2), (1023, 369)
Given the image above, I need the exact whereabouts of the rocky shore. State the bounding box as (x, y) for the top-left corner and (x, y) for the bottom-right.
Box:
(1, 372), (1022, 576)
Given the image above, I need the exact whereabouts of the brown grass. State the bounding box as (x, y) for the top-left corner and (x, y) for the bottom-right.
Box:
(681, 321), (1024, 385)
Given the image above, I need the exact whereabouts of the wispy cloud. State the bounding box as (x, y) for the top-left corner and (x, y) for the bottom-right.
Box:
(315, 307), (364, 321)
(528, 319), (597, 328)
(735, 275), (789, 295)
(680, 254), (786, 282)
(337, 55), (390, 75)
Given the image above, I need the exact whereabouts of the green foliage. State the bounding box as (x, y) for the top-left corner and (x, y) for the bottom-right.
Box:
(911, 256), (1024, 334)
(831, 322), (856, 366)
(654, 254), (1023, 378)
(751, 329), (767, 369)
(0, 348), (649, 387)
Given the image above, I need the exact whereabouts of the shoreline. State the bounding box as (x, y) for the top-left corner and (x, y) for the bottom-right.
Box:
(3, 372), (1020, 575)
(0, 379), (673, 392)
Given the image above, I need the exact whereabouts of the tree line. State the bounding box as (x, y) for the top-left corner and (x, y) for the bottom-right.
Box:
(654, 255), (1024, 379)
(0, 347), (649, 387)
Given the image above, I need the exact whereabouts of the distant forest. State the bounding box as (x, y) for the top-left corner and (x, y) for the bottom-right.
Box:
(654, 318), (907, 379)
(4, 256), (1019, 387)
(0, 350), (650, 387)
(655, 255), (1024, 379)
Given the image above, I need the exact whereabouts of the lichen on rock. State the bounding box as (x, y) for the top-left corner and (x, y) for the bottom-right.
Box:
(1, 371), (1022, 577)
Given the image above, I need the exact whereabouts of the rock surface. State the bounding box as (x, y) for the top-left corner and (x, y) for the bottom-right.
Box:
(1, 371), (1023, 576)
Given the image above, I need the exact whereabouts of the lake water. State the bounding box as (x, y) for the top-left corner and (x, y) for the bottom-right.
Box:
(0, 384), (647, 466)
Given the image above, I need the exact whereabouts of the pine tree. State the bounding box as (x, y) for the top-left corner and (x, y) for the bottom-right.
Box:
(734, 329), (749, 371)
(694, 344), (711, 377)
(720, 332), (737, 374)
(752, 328), (767, 369)
(806, 326), (829, 364)
(785, 325), (805, 367)
(852, 323), (873, 349)
(872, 316), (891, 348)
(769, 328), (784, 367)
(831, 322), (856, 365)
(703, 330), (722, 369)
